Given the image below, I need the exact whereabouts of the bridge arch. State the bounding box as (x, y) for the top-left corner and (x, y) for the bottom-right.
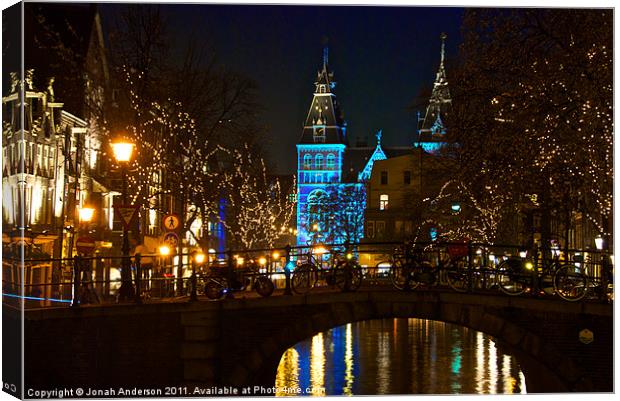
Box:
(216, 292), (601, 393)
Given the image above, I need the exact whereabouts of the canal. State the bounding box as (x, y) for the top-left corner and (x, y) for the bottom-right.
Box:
(275, 318), (526, 395)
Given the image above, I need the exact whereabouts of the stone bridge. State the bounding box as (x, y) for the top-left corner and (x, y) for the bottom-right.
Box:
(14, 290), (613, 395)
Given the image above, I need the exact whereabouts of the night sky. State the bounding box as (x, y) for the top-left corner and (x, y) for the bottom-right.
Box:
(102, 4), (464, 174)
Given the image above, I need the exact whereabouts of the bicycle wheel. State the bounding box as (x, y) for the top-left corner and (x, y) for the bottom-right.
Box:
(292, 263), (314, 294)
(390, 260), (419, 291)
(446, 263), (468, 293)
(554, 264), (588, 301)
(334, 261), (363, 292)
(496, 261), (527, 296)
(254, 275), (275, 297)
(204, 279), (225, 300)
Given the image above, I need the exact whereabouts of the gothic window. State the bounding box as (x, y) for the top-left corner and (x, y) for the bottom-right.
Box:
(376, 221), (386, 238)
(307, 189), (329, 235)
(315, 154), (324, 169)
(303, 154), (312, 169)
(380, 194), (389, 210)
(326, 153), (335, 169)
(366, 221), (375, 239)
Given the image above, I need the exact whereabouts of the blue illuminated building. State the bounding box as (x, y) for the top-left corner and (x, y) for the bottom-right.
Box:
(296, 35), (451, 246)
(295, 47), (365, 246)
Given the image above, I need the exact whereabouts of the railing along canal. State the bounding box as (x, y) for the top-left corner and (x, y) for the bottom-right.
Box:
(2, 241), (613, 309)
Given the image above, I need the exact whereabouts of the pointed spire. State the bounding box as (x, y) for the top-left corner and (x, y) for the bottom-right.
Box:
(439, 32), (447, 71)
(417, 32), (452, 138)
(376, 129), (382, 146)
(323, 45), (329, 69)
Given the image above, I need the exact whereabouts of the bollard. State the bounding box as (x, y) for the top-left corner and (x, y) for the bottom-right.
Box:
(284, 245), (293, 295)
(72, 256), (81, 307)
(467, 241), (473, 293)
(134, 254), (142, 304)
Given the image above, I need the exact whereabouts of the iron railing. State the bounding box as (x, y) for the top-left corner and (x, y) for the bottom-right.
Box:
(2, 241), (613, 309)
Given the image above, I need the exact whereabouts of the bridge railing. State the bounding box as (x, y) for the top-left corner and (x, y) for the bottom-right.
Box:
(2, 240), (613, 309)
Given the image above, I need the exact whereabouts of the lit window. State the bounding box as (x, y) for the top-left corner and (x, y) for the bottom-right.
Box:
(326, 153), (335, 169)
(380, 194), (389, 210)
(315, 154), (324, 169)
(303, 154), (312, 169)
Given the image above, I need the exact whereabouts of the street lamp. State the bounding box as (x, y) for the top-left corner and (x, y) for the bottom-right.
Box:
(190, 250), (206, 301)
(595, 236), (604, 251)
(112, 140), (135, 301)
(78, 207), (95, 224)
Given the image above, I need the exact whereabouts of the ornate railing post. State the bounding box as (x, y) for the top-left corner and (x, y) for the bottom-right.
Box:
(467, 241), (473, 293)
(226, 249), (235, 299)
(190, 252), (198, 302)
(72, 256), (81, 307)
(284, 245), (293, 295)
(600, 250), (609, 302)
(134, 254), (142, 304)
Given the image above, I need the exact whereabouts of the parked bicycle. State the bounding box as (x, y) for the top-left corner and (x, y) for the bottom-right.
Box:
(496, 249), (588, 301)
(388, 242), (436, 290)
(291, 244), (363, 294)
(202, 257), (274, 300)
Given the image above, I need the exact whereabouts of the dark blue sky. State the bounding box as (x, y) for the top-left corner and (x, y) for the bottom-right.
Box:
(104, 4), (464, 173)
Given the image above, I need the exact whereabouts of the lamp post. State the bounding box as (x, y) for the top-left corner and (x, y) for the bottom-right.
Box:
(112, 140), (135, 301)
(191, 250), (206, 302)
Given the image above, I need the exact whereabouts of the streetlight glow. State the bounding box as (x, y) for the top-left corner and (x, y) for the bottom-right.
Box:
(259, 257), (267, 266)
(195, 252), (206, 264)
(159, 245), (171, 256)
(595, 236), (604, 250)
(111, 141), (135, 162)
(78, 207), (95, 223)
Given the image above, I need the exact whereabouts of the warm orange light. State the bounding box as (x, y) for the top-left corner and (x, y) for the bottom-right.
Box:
(314, 246), (327, 255)
(194, 252), (206, 264)
(78, 207), (95, 223)
(159, 245), (171, 256)
(111, 141), (134, 162)
(272, 251), (280, 259)
(236, 257), (244, 266)
(259, 257), (267, 266)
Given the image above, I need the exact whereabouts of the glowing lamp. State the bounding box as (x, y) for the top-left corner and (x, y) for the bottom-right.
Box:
(519, 251), (527, 258)
(78, 207), (95, 223)
(194, 252), (206, 264)
(159, 245), (171, 256)
(236, 257), (244, 266)
(525, 262), (534, 270)
(595, 236), (604, 251)
(259, 257), (267, 266)
(272, 251), (280, 259)
(312, 223), (320, 232)
(314, 246), (327, 255)
(346, 253), (353, 260)
(111, 141), (134, 162)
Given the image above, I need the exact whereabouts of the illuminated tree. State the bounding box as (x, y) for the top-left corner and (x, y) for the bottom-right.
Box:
(223, 144), (296, 250)
(446, 9), (612, 245)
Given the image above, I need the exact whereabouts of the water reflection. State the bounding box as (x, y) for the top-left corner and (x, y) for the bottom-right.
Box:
(275, 318), (526, 396)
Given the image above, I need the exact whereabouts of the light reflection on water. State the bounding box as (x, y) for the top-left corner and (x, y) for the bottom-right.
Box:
(275, 318), (526, 396)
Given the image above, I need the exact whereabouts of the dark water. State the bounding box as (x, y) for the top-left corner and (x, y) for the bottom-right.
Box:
(275, 318), (526, 396)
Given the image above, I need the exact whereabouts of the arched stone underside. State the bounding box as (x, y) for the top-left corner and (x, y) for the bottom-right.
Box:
(20, 290), (610, 393)
(200, 292), (611, 393)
